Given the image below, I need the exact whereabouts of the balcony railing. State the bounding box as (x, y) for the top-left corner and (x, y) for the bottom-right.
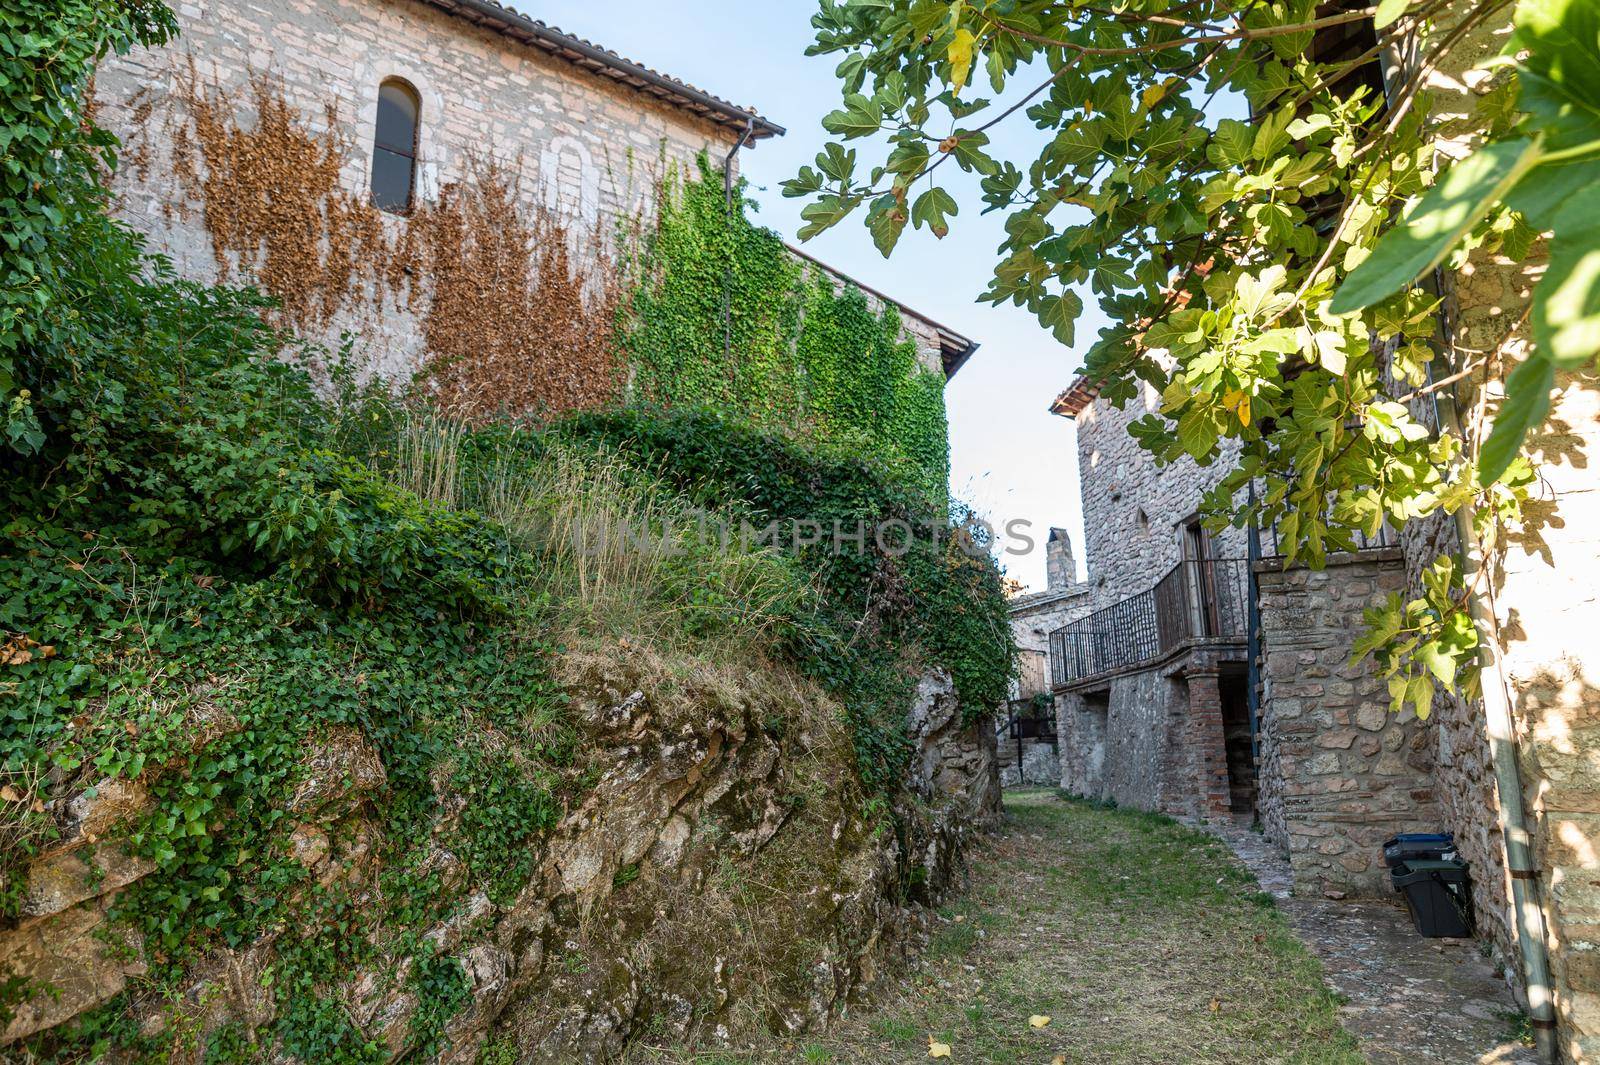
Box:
(1048, 558), (1248, 687)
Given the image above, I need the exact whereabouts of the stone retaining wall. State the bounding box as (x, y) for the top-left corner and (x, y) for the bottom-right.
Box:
(1256, 550), (1441, 897)
(1, 657), (1000, 1056)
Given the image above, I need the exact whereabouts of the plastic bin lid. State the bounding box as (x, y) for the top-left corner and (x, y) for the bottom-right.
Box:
(1392, 859), (1469, 886)
(1385, 833), (1455, 844)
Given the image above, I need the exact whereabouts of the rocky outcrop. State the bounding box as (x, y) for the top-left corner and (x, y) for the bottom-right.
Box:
(0, 781), (157, 1044)
(1, 643), (1000, 1061)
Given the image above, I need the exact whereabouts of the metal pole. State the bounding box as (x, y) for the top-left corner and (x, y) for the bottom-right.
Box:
(1245, 483), (1263, 768)
(1428, 268), (1558, 1062)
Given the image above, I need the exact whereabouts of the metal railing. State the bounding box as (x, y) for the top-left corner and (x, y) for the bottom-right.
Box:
(1048, 558), (1248, 686)
(1260, 519), (1396, 559)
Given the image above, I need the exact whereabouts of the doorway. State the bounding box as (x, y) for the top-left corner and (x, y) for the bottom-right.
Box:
(1219, 671), (1256, 815)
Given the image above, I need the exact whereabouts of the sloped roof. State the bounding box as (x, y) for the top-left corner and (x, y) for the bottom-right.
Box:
(784, 243), (980, 380)
(1049, 375), (1100, 418)
(415, 0), (785, 140)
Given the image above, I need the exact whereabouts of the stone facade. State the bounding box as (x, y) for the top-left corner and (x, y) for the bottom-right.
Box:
(1054, 645), (1244, 820)
(90, 0), (967, 388)
(1065, 388), (1248, 610)
(1255, 550), (1441, 897)
(1007, 586), (1090, 662)
(1036, 381), (1253, 822)
(1388, 5), (1600, 1058)
(998, 737), (1059, 789)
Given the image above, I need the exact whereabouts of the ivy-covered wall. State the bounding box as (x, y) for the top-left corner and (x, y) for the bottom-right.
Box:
(98, 67), (953, 498)
(622, 160), (951, 495)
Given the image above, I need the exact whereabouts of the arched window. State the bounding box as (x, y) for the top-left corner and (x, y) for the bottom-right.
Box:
(371, 79), (420, 212)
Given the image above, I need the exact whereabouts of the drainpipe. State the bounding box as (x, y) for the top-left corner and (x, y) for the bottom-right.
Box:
(721, 118), (756, 363)
(1245, 481), (1263, 771)
(1430, 274), (1559, 1062)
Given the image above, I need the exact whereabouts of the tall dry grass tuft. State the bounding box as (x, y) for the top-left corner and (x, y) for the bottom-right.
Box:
(384, 408), (813, 658)
(393, 408), (467, 506)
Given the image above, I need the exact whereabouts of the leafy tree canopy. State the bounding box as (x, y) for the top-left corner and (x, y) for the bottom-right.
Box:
(792, 0), (1600, 715)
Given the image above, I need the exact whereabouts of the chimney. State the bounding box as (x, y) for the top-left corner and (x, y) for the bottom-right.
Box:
(1046, 528), (1075, 591)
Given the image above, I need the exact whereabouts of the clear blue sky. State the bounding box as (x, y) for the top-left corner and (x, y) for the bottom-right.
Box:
(530, 1), (1099, 589)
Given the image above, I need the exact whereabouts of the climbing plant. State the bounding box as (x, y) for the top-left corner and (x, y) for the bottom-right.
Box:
(622, 159), (952, 494)
(0, 0), (176, 453)
(792, 0), (1600, 716)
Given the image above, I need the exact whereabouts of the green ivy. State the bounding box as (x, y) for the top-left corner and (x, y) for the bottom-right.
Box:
(0, 6), (1014, 1058)
(621, 160), (951, 495)
(558, 407), (1015, 789)
(1, 0), (176, 452)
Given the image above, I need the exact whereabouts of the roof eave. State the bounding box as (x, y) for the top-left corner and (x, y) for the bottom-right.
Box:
(416, 0), (785, 140)
(783, 242), (980, 381)
(1050, 374), (1099, 418)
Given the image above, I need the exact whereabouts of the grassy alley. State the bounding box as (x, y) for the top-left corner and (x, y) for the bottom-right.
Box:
(633, 789), (1362, 1065)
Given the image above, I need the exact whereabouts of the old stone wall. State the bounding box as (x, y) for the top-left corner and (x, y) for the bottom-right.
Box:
(1008, 587), (1091, 658)
(1255, 550), (1442, 898)
(1071, 390), (1248, 612)
(1057, 675), (1162, 809)
(93, 0), (731, 385)
(90, 0), (955, 394)
(1, 651), (999, 1057)
(998, 738), (1061, 790)
(1054, 654), (1233, 818)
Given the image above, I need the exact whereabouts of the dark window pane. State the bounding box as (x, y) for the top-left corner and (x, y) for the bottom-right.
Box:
(371, 146), (414, 211)
(375, 82), (418, 156)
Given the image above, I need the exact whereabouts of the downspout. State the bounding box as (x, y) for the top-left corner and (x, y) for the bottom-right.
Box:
(1245, 481), (1263, 772)
(1429, 273), (1559, 1062)
(721, 118), (756, 363)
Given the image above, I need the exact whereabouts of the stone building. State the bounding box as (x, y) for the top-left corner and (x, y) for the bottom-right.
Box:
(1024, 5), (1600, 1058)
(1039, 382), (1258, 820)
(89, 0), (977, 395)
(1001, 530), (1085, 787)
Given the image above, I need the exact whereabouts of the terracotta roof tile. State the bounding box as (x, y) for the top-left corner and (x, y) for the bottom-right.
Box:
(415, 0), (784, 139)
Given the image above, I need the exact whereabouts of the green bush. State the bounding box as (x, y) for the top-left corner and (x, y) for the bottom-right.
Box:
(557, 407), (1016, 787)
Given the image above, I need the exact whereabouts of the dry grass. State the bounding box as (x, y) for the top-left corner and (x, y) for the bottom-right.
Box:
(627, 790), (1363, 1065)
(387, 408), (813, 661)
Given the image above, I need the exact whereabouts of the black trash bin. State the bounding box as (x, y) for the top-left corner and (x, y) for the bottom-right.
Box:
(1391, 858), (1474, 938)
(1382, 832), (1456, 868)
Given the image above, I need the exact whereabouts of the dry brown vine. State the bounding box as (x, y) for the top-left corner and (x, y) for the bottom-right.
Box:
(156, 63), (626, 419)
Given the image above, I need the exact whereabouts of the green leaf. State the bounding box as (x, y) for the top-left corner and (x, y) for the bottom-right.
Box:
(1514, 0), (1600, 150)
(1506, 158), (1594, 228)
(1207, 120), (1254, 168)
(945, 130), (998, 175)
(821, 93), (883, 139)
(797, 194), (860, 241)
(781, 167), (824, 199)
(1037, 290), (1083, 345)
(1535, 182), (1600, 365)
(1416, 641), (1457, 685)
(1374, 0), (1410, 29)
(911, 187), (958, 238)
(1478, 354), (1555, 483)
(866, 194), (908, 257)
(1331, 139), (1543, 313)
(836, 52), (868, 95)
(815, 143), (858, 182)
(1408, 672), (1436, 719)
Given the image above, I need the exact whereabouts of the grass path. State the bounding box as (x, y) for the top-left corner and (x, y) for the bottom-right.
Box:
(633, 788), (1363, 1064)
